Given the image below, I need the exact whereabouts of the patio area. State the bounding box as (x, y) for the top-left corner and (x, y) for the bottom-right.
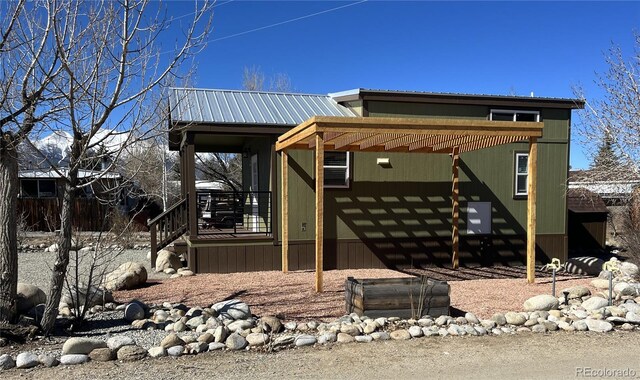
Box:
(114, 267), (594, 321)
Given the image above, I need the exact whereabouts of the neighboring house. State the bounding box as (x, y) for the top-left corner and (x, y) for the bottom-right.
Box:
(18, 168), (129, 231)
(569, 169), (640, 205)
(150, 88), (584, 285)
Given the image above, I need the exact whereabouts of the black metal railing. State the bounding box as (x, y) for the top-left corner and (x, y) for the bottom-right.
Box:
(196, 190), (272, 236)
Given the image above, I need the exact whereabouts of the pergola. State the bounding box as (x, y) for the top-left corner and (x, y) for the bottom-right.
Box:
(275, 116), (544, 292)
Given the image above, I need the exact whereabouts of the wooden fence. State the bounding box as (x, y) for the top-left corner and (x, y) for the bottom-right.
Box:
(17, 198), (113, 231)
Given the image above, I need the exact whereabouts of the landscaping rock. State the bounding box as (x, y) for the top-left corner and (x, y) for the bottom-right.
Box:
(318, 332), (337, 344)
(564, 286), (591, 299)
(16, 352), (39, 369)
(408, 325), (423, 337)
(355, 335), (373, 343)
(295, 334), (317, 347)
(505, 312), (527, 326)
(160, 333), (185, 349)
(390, 329), (411, 340)
(16, 283), (46, 313)
(61, 284), (114, 308)
(228, 319), (253, 332)
(585, 319), (613, 333)
(464, 312), (479, 324)
(38, 354), (58, 367)
(208, 342), (226, 351)
(491, 313), (507, 326)
(155, 249), (182, 272)
(340, 324), (360, 336)
(623, 303), (640, 314)
(582, 297), (609, 311)
(225, 333), (247, 350)
(148, 347), (166, 358)
(107, 335), (135, 351)
(167, 346), (184, 357)
(60, 354), (89, 365)
(211, 299), (251, 320)
(626, 312), (640, 323)
(104, 262), (147, 291)
(246, 333), (269, 347)
(620, 262), (639, 279)
(566, 256), (605, 276)
(337, 333), (355, 343)
(591, 279), (610, 290)
(523, 295), (559, 311)
(62, 337), (107, 355)
(259, 315), (283, 333)
(117, 345), (147, 361)
(0, 354), (15, 370)
(89, 348), (115, 362)
(614, 282), (637, 297)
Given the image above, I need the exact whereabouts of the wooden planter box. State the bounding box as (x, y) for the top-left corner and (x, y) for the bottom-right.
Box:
(345, 276), (450, 319)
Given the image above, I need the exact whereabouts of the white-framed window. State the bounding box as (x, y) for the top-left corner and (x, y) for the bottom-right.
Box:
(490, 109), (540, 122)
(324, 151), (350, 188)
(514, 153), (529, 196)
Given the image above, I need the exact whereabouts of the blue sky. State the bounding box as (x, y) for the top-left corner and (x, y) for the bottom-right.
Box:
(167, 1), (638, 169)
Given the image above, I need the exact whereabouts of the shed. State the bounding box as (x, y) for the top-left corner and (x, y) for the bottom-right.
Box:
(567, 188), (608, 252)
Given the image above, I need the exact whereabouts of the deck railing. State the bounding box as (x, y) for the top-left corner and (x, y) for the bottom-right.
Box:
(149, 197), (188, 263)
(196, 190), (272, 236)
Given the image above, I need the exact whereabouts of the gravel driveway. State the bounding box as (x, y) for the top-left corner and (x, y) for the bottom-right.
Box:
(2, 332), (639, 380)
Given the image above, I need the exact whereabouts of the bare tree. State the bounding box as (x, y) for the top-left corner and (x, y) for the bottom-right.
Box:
(196, 153), (242, 192)
(242, 65), (265, 91)
(0, 0), (63, 324)
(28, 0), (214, 334)
(575, 33), (640, 259)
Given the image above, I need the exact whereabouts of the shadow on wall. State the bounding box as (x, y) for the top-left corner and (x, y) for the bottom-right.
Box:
(319, 158), (549, 269)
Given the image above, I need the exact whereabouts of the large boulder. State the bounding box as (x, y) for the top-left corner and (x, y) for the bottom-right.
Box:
(155, 249), (182, 272)
(620, 261), (639, 280)
(104, 262), (147, 291)
(523, 294), (559, 312)
(16, 283), (46, 313)
(211, 299), (251, 320)
(61, 284), (114, 308)
(565, 256), (605, 276)
(62, 337), (107, 355)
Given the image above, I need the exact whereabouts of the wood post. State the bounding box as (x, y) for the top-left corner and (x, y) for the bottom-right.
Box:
(281, 150), (289, 272)
(150, 222), (157, 269)
(315, 133), (324, 293)
(451, 147), (460, 269)
(527, 137), (538, 283)
(185, 136), (197, 237)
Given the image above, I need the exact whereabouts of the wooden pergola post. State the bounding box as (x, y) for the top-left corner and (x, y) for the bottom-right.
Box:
(281, 150), (289, 272)
(451, 147), (460, 269)
(315, 133), (324, 292)
(527, 137), (538, 283)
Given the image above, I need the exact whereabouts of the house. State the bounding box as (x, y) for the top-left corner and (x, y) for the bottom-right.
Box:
(569, 169), (640, 206)
(150, 88), (584, 288)
(17, 168), (155, 231)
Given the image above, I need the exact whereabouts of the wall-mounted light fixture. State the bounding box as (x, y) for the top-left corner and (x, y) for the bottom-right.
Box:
(377, 157), (391, 168)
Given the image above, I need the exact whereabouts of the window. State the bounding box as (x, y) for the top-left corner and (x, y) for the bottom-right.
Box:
(20, 179), (57, 198)
(514, 153), (529, 196)
(324, 151), (350, 188)
(490, 109), (540, 122)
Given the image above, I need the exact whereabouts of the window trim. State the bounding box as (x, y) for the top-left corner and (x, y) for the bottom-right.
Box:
(514, 152), (529, 197)
(490, 109), (540, 122)
(323, 151), (351, 189)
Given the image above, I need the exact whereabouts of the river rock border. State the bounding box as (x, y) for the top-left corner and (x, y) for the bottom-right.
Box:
(2, 282), (640, 371)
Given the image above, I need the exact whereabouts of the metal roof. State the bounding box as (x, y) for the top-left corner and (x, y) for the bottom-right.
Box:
(329, 88), (585, 109)
(169, 88), (356, 126)
(19, 169), (121, 179)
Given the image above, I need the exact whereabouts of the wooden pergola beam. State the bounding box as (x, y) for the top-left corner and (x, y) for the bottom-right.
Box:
(332, 133), (375, 149)
(315, 133), (324, 292)
(281, 150), (289, 273)
(527, 137), (538, 283)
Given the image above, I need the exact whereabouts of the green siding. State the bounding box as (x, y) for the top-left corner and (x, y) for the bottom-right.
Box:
(368, 101), (488, 119)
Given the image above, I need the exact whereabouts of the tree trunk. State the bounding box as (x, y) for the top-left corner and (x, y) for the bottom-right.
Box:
(40, 157), (79, 334)
(0, 134), (19, 324)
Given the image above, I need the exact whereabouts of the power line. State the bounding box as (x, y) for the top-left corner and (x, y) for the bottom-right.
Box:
(208, 0), (367, 43)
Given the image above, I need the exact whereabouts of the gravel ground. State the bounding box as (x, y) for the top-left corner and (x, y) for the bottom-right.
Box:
(2, 332), (640, 380)
(17, 248), (159, 294)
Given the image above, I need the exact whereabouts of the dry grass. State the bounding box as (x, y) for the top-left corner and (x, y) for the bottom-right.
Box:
(114, 268), (596, 321)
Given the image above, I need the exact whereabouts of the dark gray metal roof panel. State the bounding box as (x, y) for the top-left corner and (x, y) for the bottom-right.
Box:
(170, 88), (356, 125)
